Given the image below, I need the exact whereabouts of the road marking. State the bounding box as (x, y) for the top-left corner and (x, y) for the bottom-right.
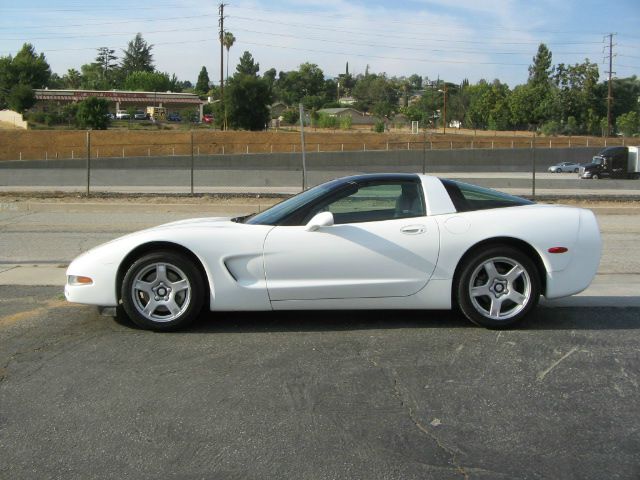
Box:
(0, 298), (72, 328)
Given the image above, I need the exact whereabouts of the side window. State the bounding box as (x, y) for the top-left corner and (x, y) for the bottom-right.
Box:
(310, 182), (425, 224)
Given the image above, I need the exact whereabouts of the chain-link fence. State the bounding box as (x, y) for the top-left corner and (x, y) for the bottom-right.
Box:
(1, 130), (638, 198)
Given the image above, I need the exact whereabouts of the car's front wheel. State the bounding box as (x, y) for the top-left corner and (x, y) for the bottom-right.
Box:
(121, 251), (205, 331)
(457, 246), (540, 328)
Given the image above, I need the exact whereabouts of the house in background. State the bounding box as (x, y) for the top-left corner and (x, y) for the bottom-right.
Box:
(316, 107), (375, 125)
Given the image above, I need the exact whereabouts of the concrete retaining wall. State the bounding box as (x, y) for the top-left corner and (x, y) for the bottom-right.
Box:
(0, 146), (602, 172)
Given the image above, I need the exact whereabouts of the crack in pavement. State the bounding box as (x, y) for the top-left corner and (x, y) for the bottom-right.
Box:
(360, 348), (470, 479)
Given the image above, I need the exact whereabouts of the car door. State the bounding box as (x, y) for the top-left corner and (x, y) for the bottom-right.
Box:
(262, 181), (440, 301)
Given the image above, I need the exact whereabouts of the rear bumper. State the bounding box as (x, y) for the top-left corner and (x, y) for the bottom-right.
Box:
(545, 209), (601, 299)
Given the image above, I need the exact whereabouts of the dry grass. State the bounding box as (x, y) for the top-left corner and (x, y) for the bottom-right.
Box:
(0, 128), (626, 161)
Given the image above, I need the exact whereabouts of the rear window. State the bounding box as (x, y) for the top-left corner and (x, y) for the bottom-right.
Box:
(441, 179), (534, 212)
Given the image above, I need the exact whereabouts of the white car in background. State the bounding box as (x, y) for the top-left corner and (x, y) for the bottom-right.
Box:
(65, 174), (602, 331)
(548, 161), (582, 173)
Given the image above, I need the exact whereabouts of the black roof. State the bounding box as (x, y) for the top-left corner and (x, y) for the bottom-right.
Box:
(332, 173), (421, 185)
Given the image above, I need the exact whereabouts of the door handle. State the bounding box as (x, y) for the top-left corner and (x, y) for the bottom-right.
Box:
(400, 224), (426, 235)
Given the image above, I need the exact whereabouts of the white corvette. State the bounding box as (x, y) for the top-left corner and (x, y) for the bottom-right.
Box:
(65, 174), (601, 331)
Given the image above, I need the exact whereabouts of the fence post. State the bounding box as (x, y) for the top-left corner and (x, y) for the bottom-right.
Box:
(605, 138), (608, 147)
(222, 145), (225, 154)
(45, 151), (47, 160)
(86, 130), (91, 197)
(491, 141), (494, 149)
(190, 130), (194, 196)
(386, 142), (389, 151)
(341, 144), (344, 152)
(271, 145), (273, 154)
(450, 141), (453, 150)
(148, 148), (150, 157)
(173, 147), (175, 156)
(299, 103), (307, 191)
(96, 149), (99, 158)
(511, 140), (514, 149)
(122, 147), (125, 158)
(317, 144), (320, 152)
(471, 141), (474, 149)
(72, 150), (74, 159)
(246, 145), (249, 154)
(407, 142), (410, 150)
(587, 137), (589, 147)
(364, 143), (366, 152)
(531, 133), (536, 200)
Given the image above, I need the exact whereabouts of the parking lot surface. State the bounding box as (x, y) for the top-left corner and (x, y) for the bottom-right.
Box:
(1, 198), (639, 479)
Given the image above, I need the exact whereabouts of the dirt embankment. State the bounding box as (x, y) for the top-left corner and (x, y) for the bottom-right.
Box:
(0, 129), (620, 161)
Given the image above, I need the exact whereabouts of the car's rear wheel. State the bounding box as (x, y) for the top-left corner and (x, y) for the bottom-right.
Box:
(592, 173), (600, 179)
(121, 251), (204, 331)
(573, 168), (579, 173)
(457, 246), (540, 328)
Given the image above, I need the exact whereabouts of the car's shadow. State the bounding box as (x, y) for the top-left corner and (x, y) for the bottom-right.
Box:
(112, 298), (640, 333)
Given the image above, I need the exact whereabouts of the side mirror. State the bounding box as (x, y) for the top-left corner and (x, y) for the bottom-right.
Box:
(305, 211), (334, 231)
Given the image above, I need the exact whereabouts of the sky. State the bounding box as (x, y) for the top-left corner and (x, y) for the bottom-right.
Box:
(0, 0), (638, 87)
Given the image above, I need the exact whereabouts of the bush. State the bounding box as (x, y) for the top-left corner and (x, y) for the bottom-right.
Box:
(339, 115), (352, 130)
(281, 108), (299, 125)
(616, 111), (639, 137)
(317, 113), (338, 129)
(373, 120), (385, 133)
(540, 120), (561, 136)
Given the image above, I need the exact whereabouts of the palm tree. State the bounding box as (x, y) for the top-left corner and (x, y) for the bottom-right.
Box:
(223, 32), (236, 82)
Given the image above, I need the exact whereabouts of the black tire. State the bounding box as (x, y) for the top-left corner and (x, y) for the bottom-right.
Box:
(592, 173), (599, 179)
(573, 168), (579, 173)
(456, 245), (540, 328)
(121, 250), (205, 331)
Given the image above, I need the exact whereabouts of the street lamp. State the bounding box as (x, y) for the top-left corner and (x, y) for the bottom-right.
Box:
(438, 84), (447, 135)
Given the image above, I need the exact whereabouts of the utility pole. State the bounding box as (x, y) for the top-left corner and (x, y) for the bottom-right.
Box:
(218, 3), (226, 97)
(442, 83), (447, 135)
(604, 33), (616, 137)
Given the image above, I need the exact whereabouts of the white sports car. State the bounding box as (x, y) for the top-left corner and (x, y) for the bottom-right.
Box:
(65, 174), (602, 331)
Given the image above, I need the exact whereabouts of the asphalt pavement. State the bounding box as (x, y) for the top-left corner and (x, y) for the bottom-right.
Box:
(0, 197), (639, 479)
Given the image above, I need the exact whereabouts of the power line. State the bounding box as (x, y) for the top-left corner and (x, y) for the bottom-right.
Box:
(0, 14), (216, 31)
(229, 26), (597, 58)
(229, 15), (604, 47)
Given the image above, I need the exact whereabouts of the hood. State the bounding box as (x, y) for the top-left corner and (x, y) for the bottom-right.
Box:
(153, 216), (233, 229)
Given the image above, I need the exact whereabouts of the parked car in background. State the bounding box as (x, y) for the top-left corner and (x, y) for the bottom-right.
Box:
(134, 111), (149, 120)
(548, 162), (582, 173)
(167, 113), (182, 122)
(115, 110), (130, 120)
(202, 114), (214, 124)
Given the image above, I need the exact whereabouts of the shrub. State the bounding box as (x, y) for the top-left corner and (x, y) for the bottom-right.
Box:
(373, 120), (385, 133)
(540, 120), (561, 136)
(339, 115), (352, 130)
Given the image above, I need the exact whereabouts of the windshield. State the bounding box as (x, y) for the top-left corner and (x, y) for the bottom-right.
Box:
(244, 179), (344, 225)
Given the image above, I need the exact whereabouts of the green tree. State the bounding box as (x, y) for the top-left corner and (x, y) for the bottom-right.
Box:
(7, 84), (35, 112)
(0, 43), (51, 109)
(62, 68), (82, 89)
(529, 43), (553, 87)
(195, 66), (210, 96)
(95, 47), (118, 85)
(124, 71), (172, 92)
(616, 111), (639, 137)
(11, 43), (51, 88)
(75, 97), (111, 129)
(120, 33), (154, 77)
(80, 63), (110, 90)
(223, 32), (236, 82)
(236, 51), (259, 76)
(352, 73), (398, 114)
(225, 58), (273, 130)
(554, 60), (599, 130)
